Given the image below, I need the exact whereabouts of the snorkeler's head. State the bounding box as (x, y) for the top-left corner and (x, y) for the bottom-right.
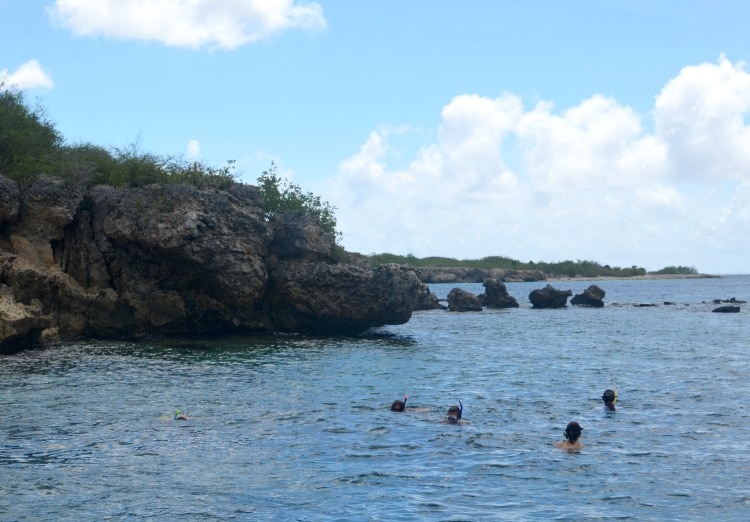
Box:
(447, 405), (461, 421)
(602, 389), (616, 403)
(391, 400), (405, 412)
(564, 421), (583, 442)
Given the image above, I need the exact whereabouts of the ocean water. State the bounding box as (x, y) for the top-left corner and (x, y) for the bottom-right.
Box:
(1, 276), (749, 521)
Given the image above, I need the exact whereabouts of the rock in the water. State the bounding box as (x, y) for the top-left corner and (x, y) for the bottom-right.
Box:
(447, 287), (483, 312)
(414, 284), (446, 311)
(712, 305), (740, 313)
(571, 284), (605, 307)
(478, 278), (519, 308)
(529, 284), (572, 309)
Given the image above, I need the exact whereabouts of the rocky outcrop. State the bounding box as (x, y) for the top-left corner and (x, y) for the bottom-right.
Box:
(478, 278), (519, 308)
(0, 175), (422, 350)
(416, 267), (546, 284)
(447, 287), (482, 312)
(712, 305), (740, 313)
(529, 284), (573, 309)
(570, 284), (605, 307)
(0, 283), (53, 354)
(414, 284), (446, 311)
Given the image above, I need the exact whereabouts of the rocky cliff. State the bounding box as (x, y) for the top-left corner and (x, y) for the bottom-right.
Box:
(0, 175), (421, 353)
(415, 266), (546, 284)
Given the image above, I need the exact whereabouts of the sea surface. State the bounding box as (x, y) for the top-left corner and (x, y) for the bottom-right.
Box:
(1, 276), (749, 521)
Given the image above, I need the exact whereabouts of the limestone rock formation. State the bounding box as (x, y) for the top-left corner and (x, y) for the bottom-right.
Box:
(447, 287), (483, 312)
(529, 284), (573, 309)
(414, 284), (446, 311)
(416, 267), (546, 283)
(0, 283), (52, 354)
(570, 284), (605, 307)
(478, 278), (519, 308)
(0, 175), (421, 350)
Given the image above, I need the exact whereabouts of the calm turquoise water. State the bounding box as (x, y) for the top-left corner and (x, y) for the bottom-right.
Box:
(2, 276), (749, 520)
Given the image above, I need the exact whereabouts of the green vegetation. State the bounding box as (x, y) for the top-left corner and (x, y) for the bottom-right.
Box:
(256, 161), (340, 241)
(0, 85), (236, 188)
(1, 87), (341, 237)
(365, 253), (695, 278)
(652, 265), (698, 275)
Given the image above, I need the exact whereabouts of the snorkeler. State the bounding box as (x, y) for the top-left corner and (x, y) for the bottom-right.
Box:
(174, 409), (189, 421)
(445, 400), (468, 425)
(555, 421), (584, 450)
(602, 388), (617, 412)
(391, 395), (408, 412)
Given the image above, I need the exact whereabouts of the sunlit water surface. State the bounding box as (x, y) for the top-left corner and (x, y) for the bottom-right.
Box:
(2, 276), (750, 520)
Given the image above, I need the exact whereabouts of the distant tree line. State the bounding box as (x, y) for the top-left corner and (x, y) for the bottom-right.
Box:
(367, 253), (699, 278)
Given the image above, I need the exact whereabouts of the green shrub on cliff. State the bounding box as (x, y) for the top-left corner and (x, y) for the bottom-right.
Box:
(0, 86), (63, 182)
(257, 162), (340, 241)
(0, 87), (235, 188)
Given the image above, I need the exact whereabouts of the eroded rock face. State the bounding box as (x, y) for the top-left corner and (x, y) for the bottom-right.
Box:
(0, 175), (421, 349)
(0, 176), (20, 224)
(447, 287), (483, 312)
(414, 284), (446, 311)
(529, 284), (573, 309)
(0, 284), (52, 354)
(266, 262), (421, 333)
(571, 285), (605, 308)
(478, 278), (519, 308)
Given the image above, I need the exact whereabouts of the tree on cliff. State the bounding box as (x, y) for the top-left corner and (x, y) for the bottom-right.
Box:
(257, 162), (341, 241)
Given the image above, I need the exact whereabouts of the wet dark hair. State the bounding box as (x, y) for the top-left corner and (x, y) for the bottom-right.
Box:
(602, 389), (616, 411)
(564, 421), (583, 443)
(446, 402), (463, 424)
(391, 400), (405, 412)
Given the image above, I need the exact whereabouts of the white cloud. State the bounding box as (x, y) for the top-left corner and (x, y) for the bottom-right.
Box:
(186, 139), (200, 160)
(47, 0), (327, 50)
(326, 56), (750, 274)
(655, 54), (750, 182)
(0, 60), (54, 91)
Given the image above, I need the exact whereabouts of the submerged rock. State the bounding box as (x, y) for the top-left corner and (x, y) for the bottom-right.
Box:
(712, 305), (741, 313)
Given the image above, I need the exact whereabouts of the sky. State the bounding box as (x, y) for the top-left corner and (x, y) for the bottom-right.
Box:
(2, 1), (750, 274)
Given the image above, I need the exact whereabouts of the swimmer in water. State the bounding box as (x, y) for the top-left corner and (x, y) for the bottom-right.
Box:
(555, 421), (584, 450)
(602, 388), (617, 412)
(174, 409), (189, 421)
(391, 395), (408, 412)
(445, 400), (468, 425)
(390, 395), (431, 413)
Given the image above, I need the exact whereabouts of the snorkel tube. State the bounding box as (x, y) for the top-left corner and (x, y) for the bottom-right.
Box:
(458, 400), (463, 419)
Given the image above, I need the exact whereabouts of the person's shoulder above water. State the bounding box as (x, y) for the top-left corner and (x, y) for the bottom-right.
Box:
(555, 421), (584, 450)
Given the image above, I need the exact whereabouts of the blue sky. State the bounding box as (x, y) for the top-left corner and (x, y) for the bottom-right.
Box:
(3, 1), (750, 274)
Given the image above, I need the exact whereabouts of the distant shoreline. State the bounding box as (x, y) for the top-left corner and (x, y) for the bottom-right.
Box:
(546, 273), (722, 282)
